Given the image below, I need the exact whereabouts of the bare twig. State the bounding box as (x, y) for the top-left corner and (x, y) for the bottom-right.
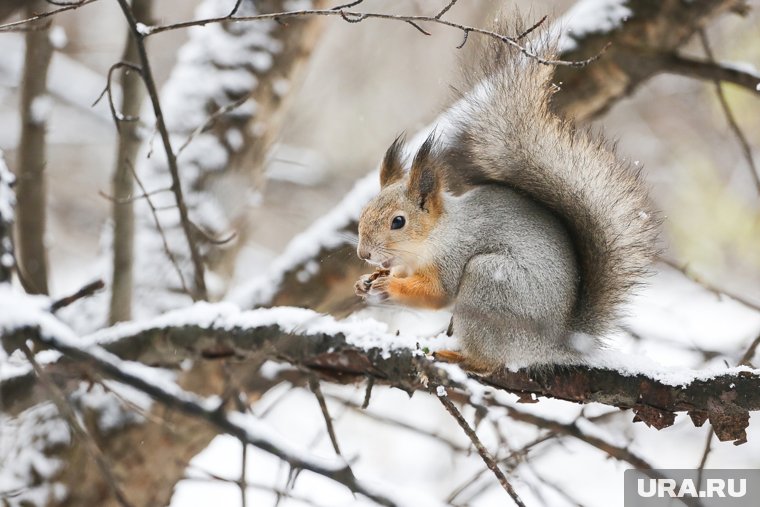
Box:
(698, 29), (760, 195)
(20, 344), (133, 507)
(739, 334), (760, 367)
(175, 95), (250, 157)
(240, 441), (248, 507)
(435, 0), (458, 20)
(446, 433), (556, 504)
(98, 187), (172, 205)
(126, 162), (191, 296)
(494, 403), (653, 470)
(515, 15), (547, 40)
(50, 279), (105, 313)
(660, 257), (760, 313)
(308, 376), (343, 457)
(0, 0), (98, 32)
(435, 386), (526, 507)
(143, 8), (605, 68)
(328, 394), (470, 453)
(115, 0), (208, 300)
(185, 466), (326, 507)
(361, 376), (374, 409)
(331, 1), (364, 10)
(697, 429), (713, 485)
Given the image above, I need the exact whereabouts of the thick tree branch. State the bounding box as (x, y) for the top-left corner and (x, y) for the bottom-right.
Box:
(656, 52), (760, 94)
(552, 0), (749, 121)
(4, 305), (759, 445)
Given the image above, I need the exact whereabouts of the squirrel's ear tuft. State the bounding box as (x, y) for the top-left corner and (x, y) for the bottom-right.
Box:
(408, 131), (443, 211)
(380, 134), (406, 188)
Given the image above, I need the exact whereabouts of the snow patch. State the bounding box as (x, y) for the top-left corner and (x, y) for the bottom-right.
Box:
(48, 26), (68, 50)
(29, 95), (53, 125)
(558, 0), (631, 52)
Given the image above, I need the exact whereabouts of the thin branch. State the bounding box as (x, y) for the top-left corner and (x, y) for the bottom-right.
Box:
(361, 376), (374, 409)
(308, 376), (344, 457)
(515, 15), (547, 40)
(494, 403), (653, 470)
(175, 94), (250, 157)
(435, 0), (458, 20)
(697, 429), (713, 486)
(115, 0), (208, 299)
(19, 344), (133, 507)
(328, 394), (470, 453)
(185, 466), (326, 507)
(143, 8), (605, 68)
(434, 386), (526, 507)
(98, 187), (173, 205)
(0, 0), (98, 32)
(739, 333), (760, 367)
(240, 441), (248, 507)
(446, 433), (556, 504)
(698, 29), (760, 195)
(93, 62), (143, 133)
(331, 1), (364, 10)
(660, 257), (760, 313)
(50, 279), (105, 313)
(126, 162), (191, 296)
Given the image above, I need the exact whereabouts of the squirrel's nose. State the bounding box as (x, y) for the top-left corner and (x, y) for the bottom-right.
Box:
(357, 247), (371, 261)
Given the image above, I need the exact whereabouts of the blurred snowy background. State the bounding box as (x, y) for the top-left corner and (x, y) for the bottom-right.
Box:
(1, 0), (760, 506)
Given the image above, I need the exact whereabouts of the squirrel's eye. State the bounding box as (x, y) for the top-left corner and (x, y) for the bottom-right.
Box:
(391, 215), (406, 230)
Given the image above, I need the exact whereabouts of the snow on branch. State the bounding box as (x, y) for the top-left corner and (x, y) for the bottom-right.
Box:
(3, 300), (760, 445)
(0, 150), (15, 283)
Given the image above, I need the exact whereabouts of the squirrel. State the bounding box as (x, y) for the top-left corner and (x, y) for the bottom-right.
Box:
(353, 22), (659, 373)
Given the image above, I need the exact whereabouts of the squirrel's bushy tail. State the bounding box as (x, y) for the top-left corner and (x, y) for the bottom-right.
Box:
(446, 19), (659, 336)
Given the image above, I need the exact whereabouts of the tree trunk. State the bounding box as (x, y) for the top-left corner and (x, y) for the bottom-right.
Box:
(15, 0), (53, 295)
(109, 0), (153, 324)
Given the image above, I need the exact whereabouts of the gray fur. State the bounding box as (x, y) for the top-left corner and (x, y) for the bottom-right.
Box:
(432, 187), (582, 369)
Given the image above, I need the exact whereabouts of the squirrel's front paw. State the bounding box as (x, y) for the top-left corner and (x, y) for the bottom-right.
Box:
(354, 274), (374, 298)
(366, 275), (391, 303)
(354, 269), (391, 303)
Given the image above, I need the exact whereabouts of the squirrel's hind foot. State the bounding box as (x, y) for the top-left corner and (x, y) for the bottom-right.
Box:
(433, 349), (495, 375)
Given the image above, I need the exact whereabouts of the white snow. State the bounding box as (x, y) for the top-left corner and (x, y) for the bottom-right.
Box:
(0, 151), (15, 223)
(135, 22), (151, 36)
(722, 60), (759, 76)
(0, 403), (70, 506)
(558, 0), (632, 52)
(48, 26), (68, 50)
(29, 95), (53, 125)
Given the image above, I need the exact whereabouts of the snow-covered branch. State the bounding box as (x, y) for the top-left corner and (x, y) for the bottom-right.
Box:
(4, 300), (759, 445)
